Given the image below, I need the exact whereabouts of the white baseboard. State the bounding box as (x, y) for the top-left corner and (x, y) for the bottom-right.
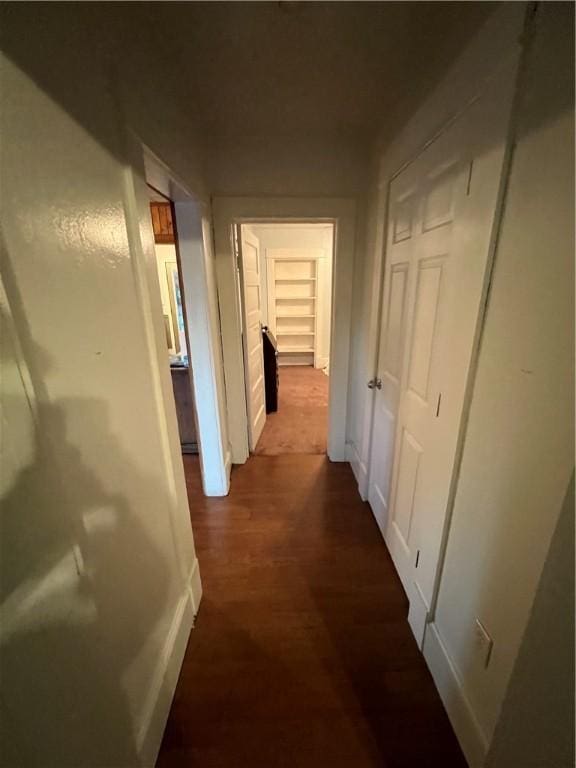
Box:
(137, 559), (202, 767)
(422, 622), (488, 768)
(223, 448), (232, 490)
(203, 449), (231, 497)
(188, 556), (203, 615)
(407, 580), (428, 648)
(369, 487), (388, 540)
(345, 441), (368, 500)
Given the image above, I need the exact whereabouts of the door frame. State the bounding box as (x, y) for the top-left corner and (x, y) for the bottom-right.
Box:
(141, 146), (231, 496)
(213, 197), (356, 464)
(365, 50), (521, 625)
(355, 4), (527, 507)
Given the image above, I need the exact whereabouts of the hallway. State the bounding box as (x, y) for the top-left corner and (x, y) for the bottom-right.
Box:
(254, 366), (329, 455)
(157, 455), (466, 767)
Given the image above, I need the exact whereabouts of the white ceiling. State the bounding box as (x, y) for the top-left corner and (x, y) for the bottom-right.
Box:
(150, 2), (496, 143)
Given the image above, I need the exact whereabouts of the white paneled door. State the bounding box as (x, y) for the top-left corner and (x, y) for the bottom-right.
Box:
(367, 75), (515, 645)
(238, 227), (266, 450)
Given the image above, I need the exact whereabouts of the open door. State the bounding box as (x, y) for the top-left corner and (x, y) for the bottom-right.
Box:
(238, 226), (266, 450)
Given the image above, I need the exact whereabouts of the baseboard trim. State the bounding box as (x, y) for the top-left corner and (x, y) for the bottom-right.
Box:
(346, 442), (368, 500)
(188, 556), (203, 615)
(423, 622), (488, 768)
(369, 486), (388, 540)
(202, 449), (231, 497)
(407, 580), (429, 648)
(224, 448), (232, 489)
(137, 568), (199, 766)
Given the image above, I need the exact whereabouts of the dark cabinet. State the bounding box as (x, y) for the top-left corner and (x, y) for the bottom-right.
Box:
(262, 328), (279, 413)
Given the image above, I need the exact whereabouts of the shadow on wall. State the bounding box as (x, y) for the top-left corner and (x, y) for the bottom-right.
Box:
(0, 300), (170, 766)
(1, 2), (208, 200)
(1, 4), (571, 201)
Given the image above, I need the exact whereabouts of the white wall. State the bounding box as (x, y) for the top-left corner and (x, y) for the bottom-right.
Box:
(485, 473), (574, 768)
(207, 134), (368, 199)
(0, 6), (210, 765)
(249, 224), (333, 368)
(424, 3), (575, 760)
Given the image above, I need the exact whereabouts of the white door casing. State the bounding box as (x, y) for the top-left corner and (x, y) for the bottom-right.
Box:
(367, 71), (517, 645)
(143, 146), (231, 497)
(213, 198), (355, 464)
(238, 226), (266, 450)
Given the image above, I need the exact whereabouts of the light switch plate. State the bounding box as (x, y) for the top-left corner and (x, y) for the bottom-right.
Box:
(474, 618), (493, 668)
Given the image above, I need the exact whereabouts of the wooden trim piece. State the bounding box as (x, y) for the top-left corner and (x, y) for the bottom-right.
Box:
(150, 201), (175, 244)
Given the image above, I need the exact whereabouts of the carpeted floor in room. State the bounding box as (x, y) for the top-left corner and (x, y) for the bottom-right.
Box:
(254, 365), (328, 455)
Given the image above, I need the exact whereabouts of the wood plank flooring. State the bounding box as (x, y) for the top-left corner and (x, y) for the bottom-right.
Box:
(157, 455), (466, 768)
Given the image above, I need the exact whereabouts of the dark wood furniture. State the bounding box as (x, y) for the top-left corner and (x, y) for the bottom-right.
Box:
(170, 366), (197, 454)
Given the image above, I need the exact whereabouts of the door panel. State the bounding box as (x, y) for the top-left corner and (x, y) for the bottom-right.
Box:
(367, 176), (417, 534)
(393, 195), (415, 243)
(422, 161), (458, 232)
(238, 228), (266, 450)
(407, 260), (444, 401)
(392, 429), (422, 546)
(384, 147), (465, 635)
(383, 265), (409, 380)
(366, 73), (516, 646)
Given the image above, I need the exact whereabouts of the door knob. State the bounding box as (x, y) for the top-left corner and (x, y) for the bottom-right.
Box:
(367, 378), (382, 390)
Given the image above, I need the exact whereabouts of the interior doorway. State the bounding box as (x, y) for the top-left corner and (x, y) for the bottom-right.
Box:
(213, 196), (355, 465)
(147, 185), (199, 456)
(237, 222), (334, 456)
(143, 148), (230, 496)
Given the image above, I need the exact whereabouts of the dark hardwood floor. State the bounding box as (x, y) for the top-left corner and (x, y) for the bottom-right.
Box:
(157, 455), (467, 768)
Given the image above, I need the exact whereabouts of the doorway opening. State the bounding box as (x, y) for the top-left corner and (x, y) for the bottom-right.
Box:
(236, 222), (334, 456)
(213, 197), (355, 465)
(147, 186), (199, 457)
(143, 148), (230, 496)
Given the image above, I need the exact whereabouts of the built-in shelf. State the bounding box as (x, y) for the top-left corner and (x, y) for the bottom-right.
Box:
(276, 295), (317, 300)
(276, 331), (315, 336)
(276, 313), (316, 318)
(268, 254), (319, 365)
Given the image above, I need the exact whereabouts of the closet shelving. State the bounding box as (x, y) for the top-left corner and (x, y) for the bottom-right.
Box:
(268, 257), (319, 365)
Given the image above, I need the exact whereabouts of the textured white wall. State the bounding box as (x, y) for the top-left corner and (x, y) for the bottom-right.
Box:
(0, 7), (209, 765)
(486, 474), (574, 768)
(207, 134), (368, 199)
